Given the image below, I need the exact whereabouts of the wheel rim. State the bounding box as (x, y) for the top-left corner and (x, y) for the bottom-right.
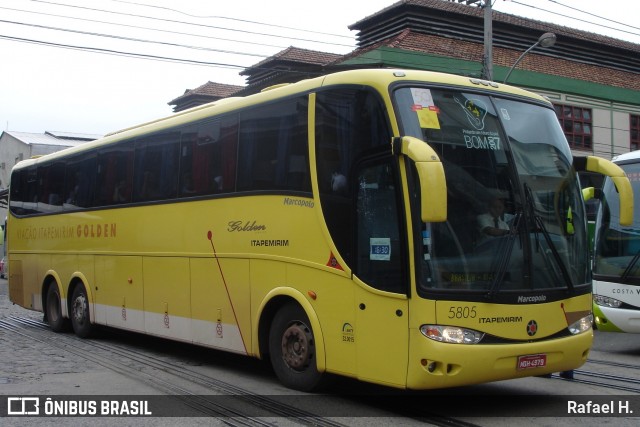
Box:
(280, 321), (313, 371)
(72, 293), (87, 325)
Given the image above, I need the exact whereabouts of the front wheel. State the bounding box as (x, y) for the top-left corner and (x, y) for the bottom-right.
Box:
(70, 285), (93, 338)
(268, 303), (325, 392)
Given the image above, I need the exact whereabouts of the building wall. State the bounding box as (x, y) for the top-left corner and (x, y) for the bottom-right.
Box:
(536, 89), (638, 160)
(608, 110), (631, 158)
(30, 144), (72, 158)
(0, 133), (30, 223)
(592, 108), (615, 158)
(0, 133), (29, 190)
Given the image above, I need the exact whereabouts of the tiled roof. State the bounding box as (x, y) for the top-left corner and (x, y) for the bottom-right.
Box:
(237, 46), (342, 89)
(350, 0), (640, 52)
(168, 81), (244, 106)
(355, 30), (640, 91)
(241, 46), (342, 75)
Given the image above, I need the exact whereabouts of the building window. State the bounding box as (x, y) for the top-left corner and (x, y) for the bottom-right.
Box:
(631, 114), (640, 152)
(554, 104), (592, 150)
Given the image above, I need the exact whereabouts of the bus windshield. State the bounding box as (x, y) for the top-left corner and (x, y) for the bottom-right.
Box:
(593, 162), (640, 284)
(395, 87), (589, 297)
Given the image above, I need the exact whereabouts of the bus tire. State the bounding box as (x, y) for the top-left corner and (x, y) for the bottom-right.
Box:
(45, 284), (68, 332)
(70, 285), (93, 338)
(268, 302), (325, 392)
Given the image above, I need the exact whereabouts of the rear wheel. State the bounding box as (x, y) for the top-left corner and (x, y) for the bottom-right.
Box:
(45, 284), (68, 332)
(70, 285), (93, 338)
(268, 303), (325, 392)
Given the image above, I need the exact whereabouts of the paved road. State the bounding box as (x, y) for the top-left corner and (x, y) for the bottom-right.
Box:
(0, 279), (220, 426)
(0, 279), (163, 394)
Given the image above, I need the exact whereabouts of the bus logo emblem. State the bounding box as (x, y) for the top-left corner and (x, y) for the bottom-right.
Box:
(526, 320), (538, 336)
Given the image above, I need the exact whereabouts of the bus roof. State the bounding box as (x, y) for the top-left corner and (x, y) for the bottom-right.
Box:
(12, 68), (549, 170)
(612, 150), (640, 163)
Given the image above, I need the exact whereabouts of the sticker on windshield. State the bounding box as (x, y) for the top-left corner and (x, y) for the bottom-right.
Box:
(453, 95), (502, 151)
(454, 96), (488, 131)
(370, 237), (391, 261)
(410, 88), (441, 129)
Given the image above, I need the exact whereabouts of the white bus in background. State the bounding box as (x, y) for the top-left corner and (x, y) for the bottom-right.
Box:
(592, 150), (640, 333)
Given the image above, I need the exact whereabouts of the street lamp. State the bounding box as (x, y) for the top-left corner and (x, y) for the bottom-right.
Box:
(503, 32), (556, 83)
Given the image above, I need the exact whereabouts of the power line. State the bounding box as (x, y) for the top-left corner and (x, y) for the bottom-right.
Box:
(547, 0), (640, 32)
(25, 0), (355, 48)
(0, 18), (269, 59)
(0, 3), (483, 75)
(510, 0), (640, 40)
(106, 0), (353, 40)
(0, 33), (248, 69)
(0, 5), (290, 50)
(4, 0), (632, 81)
(0, 29), (482, 77)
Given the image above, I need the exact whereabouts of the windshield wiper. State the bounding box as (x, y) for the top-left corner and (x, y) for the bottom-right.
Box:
(523, 183), (574, 291)
(486, 212), (522, 299)
(621, 249), (640, 282)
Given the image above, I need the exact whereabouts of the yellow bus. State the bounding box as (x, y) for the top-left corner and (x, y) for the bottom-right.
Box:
(7, 69), (633, 391)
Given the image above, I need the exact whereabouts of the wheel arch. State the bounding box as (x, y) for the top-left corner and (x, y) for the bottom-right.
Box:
(66, 273), (95, 324)
(255, 287), (326, 372)
(41, 271), (65, 318)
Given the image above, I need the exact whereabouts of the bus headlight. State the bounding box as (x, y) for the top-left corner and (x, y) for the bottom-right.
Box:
(593, 294), (623, 308)
(568, 314), (593, 335)
(420, 325), (484, 344)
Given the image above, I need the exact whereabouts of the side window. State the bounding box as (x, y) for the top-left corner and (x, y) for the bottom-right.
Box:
(9, 167), (36, 215)
(25, 167), (38, 213)
(315, 88), (391, 195)
(96, 144), (134, 206)
(133, 131), (180, 202)
(355, 158), (405, 293)
(315, 87), (391, 266)
(38, 162), (65, 213)
(64, 154), (97, 209)
(237, 96), (310, 192)
(9, 169), (24, 215)
(180, 114), (238, 196)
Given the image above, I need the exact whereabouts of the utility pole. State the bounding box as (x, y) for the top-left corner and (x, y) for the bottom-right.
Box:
(452, 1), (493, 80)
(483, 0), (493, 81)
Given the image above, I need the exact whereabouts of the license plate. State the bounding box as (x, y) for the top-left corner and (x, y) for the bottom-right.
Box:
(517, 354), (547, 370)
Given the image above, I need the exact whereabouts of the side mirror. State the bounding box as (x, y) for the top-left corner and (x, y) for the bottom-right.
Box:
(392, 136), (447, 222)
(574, 156), (633, 226)
(581, 186), (603, 202)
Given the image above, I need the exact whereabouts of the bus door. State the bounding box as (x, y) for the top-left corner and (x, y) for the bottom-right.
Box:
(353, 158), (409, 387)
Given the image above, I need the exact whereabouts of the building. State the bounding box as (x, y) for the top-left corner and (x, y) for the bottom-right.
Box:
(170, 0), (640, 161)
(343, 0), (639, 160)
(168, 81), (244, 113)
(168, 47), (342, 113)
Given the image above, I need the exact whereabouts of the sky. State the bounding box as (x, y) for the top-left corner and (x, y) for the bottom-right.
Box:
(0, 0), (639, 136)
